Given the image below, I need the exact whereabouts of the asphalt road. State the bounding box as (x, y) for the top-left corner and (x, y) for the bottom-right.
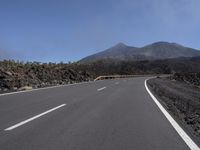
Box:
(0, 77), (193, 150)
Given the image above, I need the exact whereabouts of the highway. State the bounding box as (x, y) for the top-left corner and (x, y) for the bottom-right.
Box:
(0, 77), (197, 150)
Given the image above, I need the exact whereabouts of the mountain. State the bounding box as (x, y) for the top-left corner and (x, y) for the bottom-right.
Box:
(80, 42), (200, 62)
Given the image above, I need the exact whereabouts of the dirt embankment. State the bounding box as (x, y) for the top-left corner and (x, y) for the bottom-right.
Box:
(147, 75), (200, 143)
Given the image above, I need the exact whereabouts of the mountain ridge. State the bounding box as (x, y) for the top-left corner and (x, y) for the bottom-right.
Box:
(80, 42), (200, 62)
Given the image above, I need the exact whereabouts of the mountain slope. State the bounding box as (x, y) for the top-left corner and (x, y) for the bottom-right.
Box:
(139, 42), (200, 59)
(80, 42), (200, 62)
(80, 43), (139, 62)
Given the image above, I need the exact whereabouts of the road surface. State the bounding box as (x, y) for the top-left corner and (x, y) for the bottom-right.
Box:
(0, 77), (195, 150)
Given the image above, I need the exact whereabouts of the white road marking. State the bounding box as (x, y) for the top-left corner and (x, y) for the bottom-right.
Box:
(115, 82), (119, 85)
(97, 87), (106, 91)
(145, 78), (200, 150)
(4, 104), (66, 131)
(0, 80), (104, 97)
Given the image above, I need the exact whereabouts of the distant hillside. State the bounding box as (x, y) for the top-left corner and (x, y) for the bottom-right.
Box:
(1, 56), (200, 93)
(80, 42), (200, 62)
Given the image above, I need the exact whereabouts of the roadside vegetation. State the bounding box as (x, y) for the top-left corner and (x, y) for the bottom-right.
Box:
(1, 57), (200, 93)
(0, 60), (92, 93)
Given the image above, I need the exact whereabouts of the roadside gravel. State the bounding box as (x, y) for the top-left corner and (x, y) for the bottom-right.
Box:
(148, 77), (200, 145)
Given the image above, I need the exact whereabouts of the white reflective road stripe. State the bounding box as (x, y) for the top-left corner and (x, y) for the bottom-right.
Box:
(145, 78), (199, 150)
(5, 104), (66, 131)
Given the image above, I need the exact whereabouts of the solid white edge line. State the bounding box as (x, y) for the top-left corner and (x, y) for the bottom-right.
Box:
(0, 76), (147, 97)
(0, 80), (100, 97)
(145, 78), (200, 150)
(97, 87), (106, 91)
(4, 104), (66, 131)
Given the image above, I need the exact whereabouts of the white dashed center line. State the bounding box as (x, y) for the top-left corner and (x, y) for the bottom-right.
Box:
(97, 87), (106, 91)
(5, 104), (66, 131)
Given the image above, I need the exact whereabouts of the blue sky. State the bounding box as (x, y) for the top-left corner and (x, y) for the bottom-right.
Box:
(0, 0), (200, 62)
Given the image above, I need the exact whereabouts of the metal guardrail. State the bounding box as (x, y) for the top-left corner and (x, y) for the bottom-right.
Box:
(94, 74), (171, 81)
(94, 75), (143, 81)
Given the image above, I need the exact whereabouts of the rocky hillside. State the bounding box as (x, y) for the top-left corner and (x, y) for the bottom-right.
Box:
(80, 42), (200, 62)
(171, 72), (200, 86)
(0, 61), (93, 93)
(1, 56), (200, 93)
